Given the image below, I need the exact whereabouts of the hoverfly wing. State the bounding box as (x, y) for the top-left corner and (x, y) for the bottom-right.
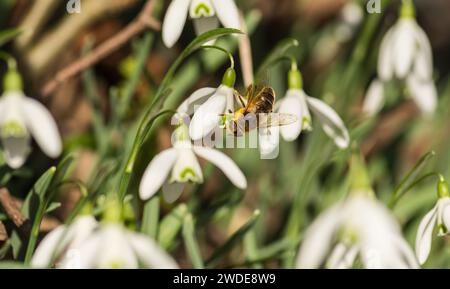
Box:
(257, 113), (298, 128)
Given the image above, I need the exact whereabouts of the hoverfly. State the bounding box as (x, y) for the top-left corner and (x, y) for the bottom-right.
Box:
(222, 84), (297, 136)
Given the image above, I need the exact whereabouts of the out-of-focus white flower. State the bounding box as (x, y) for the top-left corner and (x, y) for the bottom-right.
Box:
(61, 223), (178, 269)
(0, 70), (62, 169)
(415, 177), (450, 265)
(162, 0), (240, 48)
(364, 0), (437, 116)
(334, 1), (364, 43)
(139, 125), (246, 203)
(31, 216), (98, 268)
(278, 68), (350, 149)
(296, 195), (419, 269)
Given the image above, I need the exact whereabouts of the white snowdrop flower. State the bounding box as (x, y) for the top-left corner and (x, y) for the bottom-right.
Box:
(296, 195), (419, 269)
(415, 177), (450, 265)
(139, 124), (247, 203)
(31, 215), (98, 268)
(364, 0), (437, 116)
(162, 0), (240, 48)
(0, 69), (62, 169)
(278, 67), (350, 149)
(59, 223), (179, 269)
(187, 67), (237, 141)
(334, 1), (364, 43)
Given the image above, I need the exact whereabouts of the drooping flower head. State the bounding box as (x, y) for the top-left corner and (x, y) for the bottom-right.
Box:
(364, 0), (437, 116)
(415, 176), (450, 265)
(139, 124), (247, 203)
(296, 153), (418, 269)
(162, 0), (241, 48)
(0, 64), (62, 168)
(278, 63), (350, 149)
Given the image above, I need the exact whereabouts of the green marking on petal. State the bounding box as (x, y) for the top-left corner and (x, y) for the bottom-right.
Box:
(302, 117), (312, 130)
(109, 261), (125, 269)
(1, 121), (27, 138)
(194, 3), (213, 17)
(181, 167), (197, 181)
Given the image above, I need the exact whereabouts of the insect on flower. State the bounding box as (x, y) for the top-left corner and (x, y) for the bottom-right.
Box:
(221, 84), (297, 136)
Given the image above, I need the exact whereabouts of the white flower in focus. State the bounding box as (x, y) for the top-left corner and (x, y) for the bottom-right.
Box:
(139, 126), (247, 203)
(59, 223), (179, 269)
(0, 91), (62, 169)
(278, 89), (350, 149)
(415, 178), (450, 265)
(31, 216), (98, 268)
(183, 68), (237, 141)
(296, 195), (419, 269)
(364, 1), (437, 116)
(162, 0), (240, 48)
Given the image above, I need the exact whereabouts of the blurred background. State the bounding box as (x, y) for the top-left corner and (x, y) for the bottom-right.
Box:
(0, 0), (449, 268)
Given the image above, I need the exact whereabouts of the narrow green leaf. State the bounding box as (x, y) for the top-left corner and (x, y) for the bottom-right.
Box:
(0, 262), (30, 269)
(22, 167), (57, 263)
(182, 213), (204, 269)
(390, 151), (436, 208)
(45, 202), (61, 214)
(157, 203), (188, 250)
(206, 210), (260, 268)
(0, 28), (21, 47)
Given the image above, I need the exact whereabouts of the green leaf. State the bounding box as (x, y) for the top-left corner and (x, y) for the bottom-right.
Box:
(0, 28), (21, 47)
(45, 202), (61, 214)
(182, 213), (204, 269)
(157, 203), (188, 250)
(389, 151), (436, 208)
(0, 262), (30, 269)
(206, 210), (260, 268)
(23, 167), (57, 263)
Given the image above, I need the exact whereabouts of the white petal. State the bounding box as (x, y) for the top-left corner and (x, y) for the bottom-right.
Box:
(443, 202), (450, 234)
(406, 76), (437, 116)
(162, 0), (191, 48)
(177, 87), (216, 116)
(22, 97), (62, 158)
(189, 86), (228, 140)
(128, 233), (179, 269)
(393, 19), (416, 79)
(296, 204), (343, 269)
(363, 79), (385, 116)
(95, 225), (137, 269)
(139, 148), (178, 200)
(415, 205), (437, 265)
(306, 97), (350, 149)
(193, 146), (247, 189)
(279, 90), (303, 141)
(193, 17), (219, 37)
(378, 26), (395, 81)
(31, 226), (66, 268)
(170, 148), (203, 183)
(2, 135), (31, 169)
(412, 22), (433, 80)
(162, 181), (185, 204)
(327, 243), (358, 269)
(259, 127), (279, 160)
(211, 0), (240, 29)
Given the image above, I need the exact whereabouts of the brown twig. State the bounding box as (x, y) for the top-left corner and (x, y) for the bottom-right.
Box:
(41, 0), (161, 97)
(0, 221), (7, 241)
(238, 12), (254, 87)
(362, 101), (419, 157)
(0, 188), (27, 228)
